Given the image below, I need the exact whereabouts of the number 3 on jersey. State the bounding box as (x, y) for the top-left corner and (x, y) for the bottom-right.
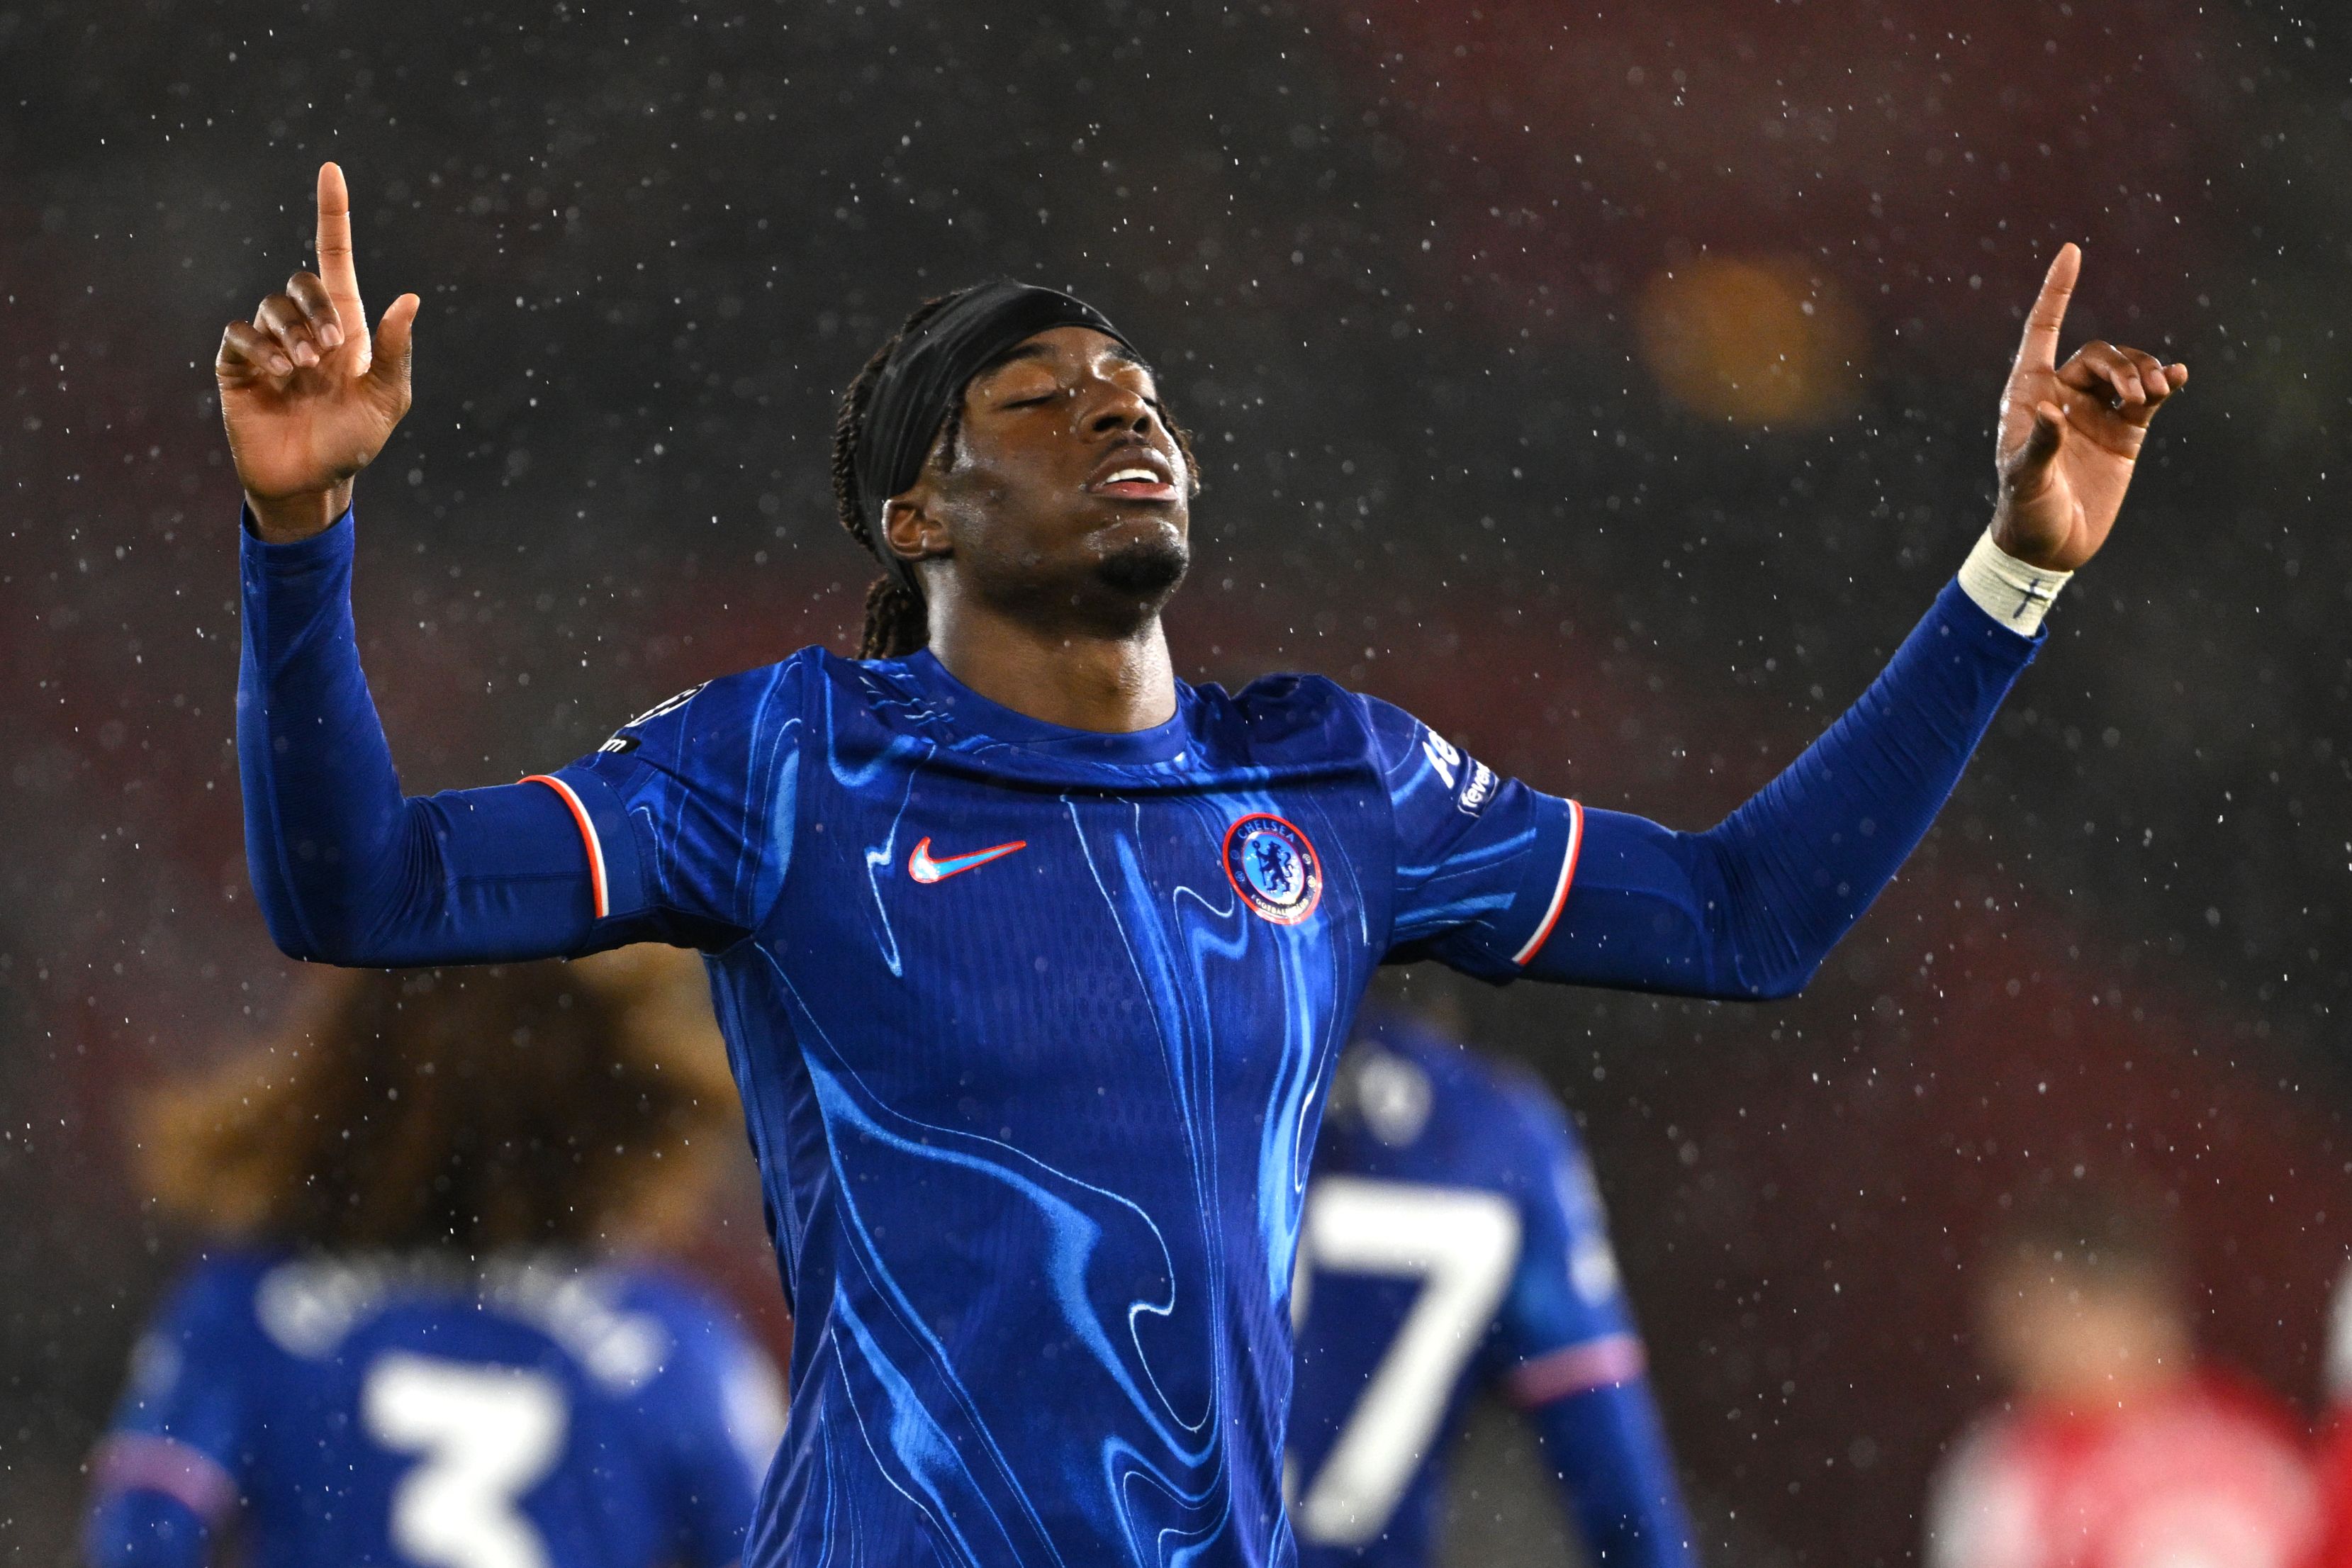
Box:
(364, 1355), (569, 1568)
(1288, 1177), (1522, 1547)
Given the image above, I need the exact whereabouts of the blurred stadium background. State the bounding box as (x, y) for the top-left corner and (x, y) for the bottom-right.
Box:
(6, 1), (2351, 1562)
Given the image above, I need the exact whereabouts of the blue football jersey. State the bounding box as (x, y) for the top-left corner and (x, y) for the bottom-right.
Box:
(241, 514), (2038, 1567)
(528, 647), (1584, 1568)
(84, 1249), (783, 1568)
(1287, 1014), (1663, 1567)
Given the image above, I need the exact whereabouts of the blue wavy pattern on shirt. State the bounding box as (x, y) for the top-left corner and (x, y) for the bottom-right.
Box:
(235, 510), (2037, 1567)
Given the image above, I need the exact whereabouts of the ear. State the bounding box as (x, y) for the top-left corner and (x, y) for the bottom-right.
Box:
(881, 491), (951, 567)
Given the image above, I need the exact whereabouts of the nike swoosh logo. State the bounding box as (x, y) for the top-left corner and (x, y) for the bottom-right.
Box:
(908, 836), (1028, 885)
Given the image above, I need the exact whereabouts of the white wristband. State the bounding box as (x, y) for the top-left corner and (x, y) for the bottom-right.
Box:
(1956, 529), (2072, 636)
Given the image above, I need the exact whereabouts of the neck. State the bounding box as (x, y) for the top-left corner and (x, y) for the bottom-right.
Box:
(2015, 1320), (2194, 1414)
(2032, 1357), (2189, 1416)
(924, 595), (1179, 733)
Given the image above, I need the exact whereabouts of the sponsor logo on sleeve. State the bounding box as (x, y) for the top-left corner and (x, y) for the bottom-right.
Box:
(1457, 760), (1496, 815)
(1421, 727), (1494, 814)
(598, 682), (707, 754)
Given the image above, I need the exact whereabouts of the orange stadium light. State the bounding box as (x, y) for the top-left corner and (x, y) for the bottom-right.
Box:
(1634, 254), (1866, 429)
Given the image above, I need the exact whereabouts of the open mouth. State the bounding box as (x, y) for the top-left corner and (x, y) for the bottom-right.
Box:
(1085, 448), (1181, 502)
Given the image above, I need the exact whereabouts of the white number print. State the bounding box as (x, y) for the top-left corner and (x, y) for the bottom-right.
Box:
(364, 1355), (569, 1568)
(1289, 1177), (1522, 1547)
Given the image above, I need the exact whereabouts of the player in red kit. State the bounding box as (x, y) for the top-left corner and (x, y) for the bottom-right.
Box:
(1924, 1191), (2314, 1568)
(2293, 1264), (2352, 1567)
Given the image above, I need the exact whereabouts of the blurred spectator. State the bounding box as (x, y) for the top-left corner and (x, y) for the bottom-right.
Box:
(1924, 1188), (2314, 1568)
(81, 950), (783, 1568)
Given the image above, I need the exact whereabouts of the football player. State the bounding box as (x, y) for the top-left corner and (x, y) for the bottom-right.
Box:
(1924, 1189), (2313, 1568)
(215, 164), (2183, 1566)
(1289, 1005), (1693, 1564)
(83, 950), (783, 1568)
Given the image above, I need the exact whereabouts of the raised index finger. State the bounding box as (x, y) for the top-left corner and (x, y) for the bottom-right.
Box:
(315, 162), (364, 320)
(2017, 242), (2082, 373)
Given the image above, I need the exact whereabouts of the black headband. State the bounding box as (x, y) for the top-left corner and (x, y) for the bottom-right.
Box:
(853, 279), (1135, 597)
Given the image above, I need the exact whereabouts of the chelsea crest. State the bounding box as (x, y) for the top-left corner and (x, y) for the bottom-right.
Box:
(1222, 813), (1323, 926)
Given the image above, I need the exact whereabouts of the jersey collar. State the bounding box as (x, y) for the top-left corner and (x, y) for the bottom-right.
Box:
(900, 649), (1196, 766)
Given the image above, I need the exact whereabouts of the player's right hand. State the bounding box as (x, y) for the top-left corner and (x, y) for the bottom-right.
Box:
(216, 162), (419, 542)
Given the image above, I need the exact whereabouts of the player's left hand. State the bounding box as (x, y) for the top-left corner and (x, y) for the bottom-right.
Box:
(1990, 244), (2188, 572)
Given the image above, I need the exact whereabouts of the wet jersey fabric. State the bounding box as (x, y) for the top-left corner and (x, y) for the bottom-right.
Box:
(1288, 1014), (1693, 1567)
(237, 511), (2042, 1568)
(544, 642), (1581, 1568)
(83, 1249), (783, 1568)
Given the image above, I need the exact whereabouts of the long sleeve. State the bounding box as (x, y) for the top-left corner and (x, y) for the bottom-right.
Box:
(83, 1267), (252, 1568)
(1524, 1384), (1698, 1567)
(1490, 1084), (1697, 1567)
(237, 509), (615, 965)
(1521, 578), (2041, 998)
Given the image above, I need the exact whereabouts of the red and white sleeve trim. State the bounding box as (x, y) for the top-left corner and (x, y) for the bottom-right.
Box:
(1503, 1331), (1647, 1409)
(1511, 798), (1584, 968)
(90, 1433), (240, 1523)
(522, 774), (610, 920)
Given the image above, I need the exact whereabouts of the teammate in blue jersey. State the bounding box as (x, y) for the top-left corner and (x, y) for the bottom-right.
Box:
(213, 163), (2187, 1567)
(84, 951), (784, 1568)
(1289, 1005), (1693, 1566)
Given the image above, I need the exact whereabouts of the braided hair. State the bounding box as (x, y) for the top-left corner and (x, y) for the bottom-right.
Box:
(832, 289), (974, 660)
(832, 290), (1202, 661)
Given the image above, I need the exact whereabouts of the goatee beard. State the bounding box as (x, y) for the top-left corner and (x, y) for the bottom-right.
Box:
(1096, 534), (1190, 601)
